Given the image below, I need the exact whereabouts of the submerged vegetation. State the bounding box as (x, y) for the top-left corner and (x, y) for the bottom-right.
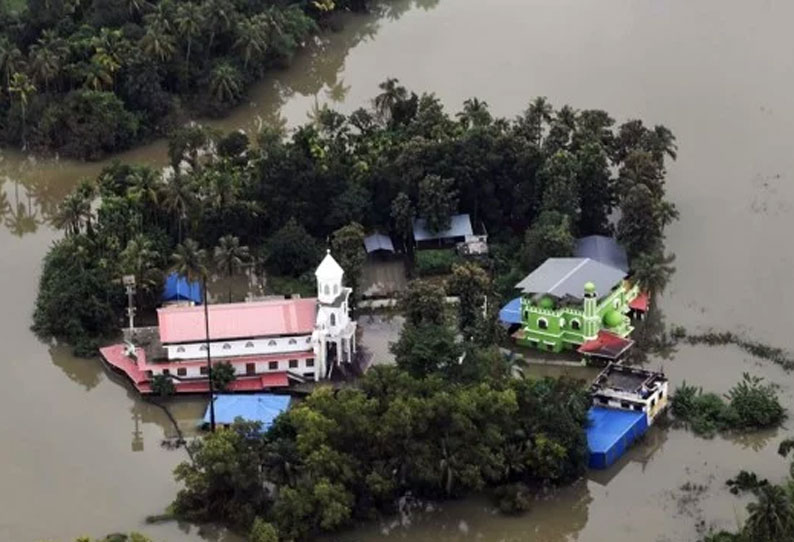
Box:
(172, 365), (590, 540)
(0, 0), (383, 158)
(33, 81), (678, 353)
(671, 374), (785, 437)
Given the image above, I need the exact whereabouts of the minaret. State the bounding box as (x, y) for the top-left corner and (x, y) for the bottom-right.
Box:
(582, 281), (599, 340)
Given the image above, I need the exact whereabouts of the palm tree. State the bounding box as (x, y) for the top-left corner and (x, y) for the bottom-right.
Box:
(29, 31), (67, 92)
(209, 62), (241, 105)
(631, 250), (676, 296)
(52, 191), (90, 236)
(121, 234), (164, 304)
(457, 98), (492, 129)
(234, 15), (268, 69)
(373, 77), (407, 121)
(8, 72), (37, 149)
(160, 173), (194, 242)
(214, 234), (249, 302)
(524, 96), (553, 144)
(201, 0), (234, 58)
(175, 2), (204, 66)
(171, 239), (215, 430)
(82, 57), (115, 90)
(0, 36), (24, 89)
(139, 21), (176, 63)
(744, 484), (794, 541)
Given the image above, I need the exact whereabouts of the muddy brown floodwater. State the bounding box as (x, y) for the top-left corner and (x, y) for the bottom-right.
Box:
(2, 0), (794, 540)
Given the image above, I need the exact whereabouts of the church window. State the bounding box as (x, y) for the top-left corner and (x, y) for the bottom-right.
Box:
(245, 341), (255, 348)
(571, 319), (581, 331)
(306, 337), (312, 343)
(330, 314), (336, 326)
(289, 359), (299, 369)
(199, 344), (208, 351)
(306, 358), (315, 367)
(324, 285), (330, 295)
(289, 338), (297, 345)
(537, 317), (548, 330)
(268, 340), (277, 346)
(176, 346), (185, 353)
(222, 343), (231, 350)
(333, 284), (339, 295)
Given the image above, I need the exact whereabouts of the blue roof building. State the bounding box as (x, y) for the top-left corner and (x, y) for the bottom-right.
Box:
(498, 297), (522, 325)
(162, 272), (203, 304)
(203, 394), (291, 429)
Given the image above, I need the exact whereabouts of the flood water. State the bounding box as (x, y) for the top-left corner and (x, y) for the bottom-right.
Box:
(2, 0), (794, 540)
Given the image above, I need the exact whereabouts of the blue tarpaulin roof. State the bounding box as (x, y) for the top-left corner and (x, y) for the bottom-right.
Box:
(499, 297), (522, 325)
(587, 406), (648, 469)
(574, 236), (629, 273)
(163, 272), (203, 304)
(413, 214), (473, 242)
(203, 394), (290, 428)
(364, 233), (395, 253)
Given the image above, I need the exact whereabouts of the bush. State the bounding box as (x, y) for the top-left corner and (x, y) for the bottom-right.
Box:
(212, 361), (237, 392)
(249, 517), (278, 542)
(415, 248), (457, 276)
(727, 373), (786, 429)
(151, 375), (176, 397)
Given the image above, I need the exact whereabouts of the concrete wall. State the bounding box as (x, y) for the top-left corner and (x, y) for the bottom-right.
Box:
(165, 334), (314, 360)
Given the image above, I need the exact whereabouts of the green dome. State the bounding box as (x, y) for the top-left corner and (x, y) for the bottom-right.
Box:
(584, 281), (596, 294)
(538, 296), (555, 309)
(603, 309), (623, 328)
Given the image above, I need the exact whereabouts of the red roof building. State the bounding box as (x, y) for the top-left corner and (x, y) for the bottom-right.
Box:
(577, 330), (635, 361)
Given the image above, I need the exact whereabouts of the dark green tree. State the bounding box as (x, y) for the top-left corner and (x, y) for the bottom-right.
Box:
(418, 174), (458, 234)
(523, 211), (574, 271)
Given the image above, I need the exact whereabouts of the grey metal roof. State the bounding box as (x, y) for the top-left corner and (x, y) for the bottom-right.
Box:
(413, 214), (473, 242)
(364, 233), (395, 253)
(515, 258), (627, 300)
(574, 235), (629, 273)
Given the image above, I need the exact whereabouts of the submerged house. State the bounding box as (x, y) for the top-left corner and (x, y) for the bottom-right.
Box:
(508, 257), (646, 360)
(101, 252), (357, 394)
(587, 363), (668, 469)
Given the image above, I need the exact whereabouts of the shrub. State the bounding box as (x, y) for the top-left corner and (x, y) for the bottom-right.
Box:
(415, 248), (457, 276)
(212, 361), (237, 392)
(726, 373), (785, 429)
(151, 375), (175, 397)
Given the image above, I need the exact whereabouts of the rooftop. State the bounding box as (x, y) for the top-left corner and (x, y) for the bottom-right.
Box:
(591, 363), (667, 395)
(364, 233), (395, 253)
(515, 258), (627, 300)
(574, 235), (629, 273)
(162, 272), (203, 304)
(413, 213), (473, 242)
(157, 298), (317, 344)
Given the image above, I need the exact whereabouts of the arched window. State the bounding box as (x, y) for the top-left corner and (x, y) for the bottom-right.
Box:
(559, 318), (566, 328)
(268, 340), (277, 346)
(324, 284), (330, 295)
(537, 317), (548, 330)
(333, 284), (339, 295)
(306, 337), (312, 343)
(245, 341), (255, 348)
(571, 319), (581, 331)
(199, 345), (208, 351)
(176, 346), (185, 353)
(288, 338), (297, 345)
(222, 343), (231, 350)
(330, 313), (336, 326)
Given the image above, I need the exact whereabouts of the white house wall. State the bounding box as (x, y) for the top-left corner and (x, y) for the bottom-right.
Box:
(165, 334), (314, 360)
(152, 354), (317, 379)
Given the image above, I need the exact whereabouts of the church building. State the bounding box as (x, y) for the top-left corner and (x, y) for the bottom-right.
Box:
(100, 251), (357, 394)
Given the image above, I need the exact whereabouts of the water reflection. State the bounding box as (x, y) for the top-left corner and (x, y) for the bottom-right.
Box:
(49, 344), (104, 390)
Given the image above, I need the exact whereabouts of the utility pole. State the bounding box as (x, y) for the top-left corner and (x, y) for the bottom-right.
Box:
(123, 275), (136, 331)
(203, 274), (216, 431)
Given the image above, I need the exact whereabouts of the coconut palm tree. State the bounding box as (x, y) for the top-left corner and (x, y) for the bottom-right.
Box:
(28, 31), (67, 92)
(373, 77), (407, 121)
(631, 250), (676, 296)
(457, 98), (491, 129)
(201, 0), (234, 58)
(121, 234), (164, 305)
(0, 36), (24, 89)
(160, 173), (194, 242)
(139, 21), (176, 63)
(233, 15), (268, 69)
(8, 72), (37, 149)
(744, 484), (794, 541)
(171, 238), (215, 430)
(52, 188), (93, 236)
(82, 56), (115, 90)
(214, 234), (249, 302)
(175, 2), (204, 67)
(209, 62), (241, 105)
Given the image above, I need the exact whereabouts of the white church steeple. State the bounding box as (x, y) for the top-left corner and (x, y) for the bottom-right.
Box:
(315, 250), (344, 304)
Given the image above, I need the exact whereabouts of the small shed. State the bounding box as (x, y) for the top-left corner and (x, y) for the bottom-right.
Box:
(587, 406), (648, 469)
(413, 214), (474, 246)
(364, 233), (395, 254)
(163, 272), (203, 305)
(574, 236), (628, 273)
(203, 393), (290, 429)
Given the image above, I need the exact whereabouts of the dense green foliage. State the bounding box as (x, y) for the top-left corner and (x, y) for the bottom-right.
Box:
(0, 0), (379, 157)
(33, 84), (676, 352)
(414, 248), (457, 276)
(172, 365), (590, 540)
(672, 374), (785, 437)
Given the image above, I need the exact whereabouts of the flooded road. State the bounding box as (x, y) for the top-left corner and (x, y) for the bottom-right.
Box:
(2, 0), (794, 540)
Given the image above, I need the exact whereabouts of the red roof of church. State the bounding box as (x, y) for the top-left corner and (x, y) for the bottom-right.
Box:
(578, 330), (634, 360)
(157, 298), (317, 344)
(629, 292), (650, 312)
